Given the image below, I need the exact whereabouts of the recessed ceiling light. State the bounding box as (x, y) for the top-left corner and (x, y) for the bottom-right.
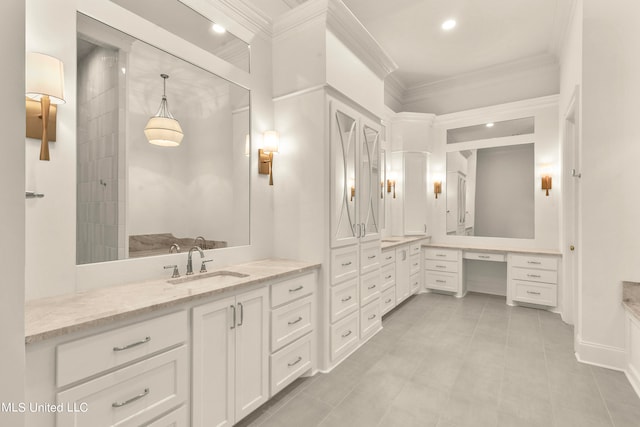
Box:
(486, 123), (494, 128)
(441, 19), (457, 31)
(212, 23), (226, 34)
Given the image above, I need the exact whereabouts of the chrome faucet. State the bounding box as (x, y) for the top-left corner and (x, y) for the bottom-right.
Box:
(169, 243), (180, 253)
(194, 236), (207, 250)
(186, 246), (204, 275)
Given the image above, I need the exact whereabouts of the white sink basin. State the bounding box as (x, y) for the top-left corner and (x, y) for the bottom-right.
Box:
(168, 270), (249, 285)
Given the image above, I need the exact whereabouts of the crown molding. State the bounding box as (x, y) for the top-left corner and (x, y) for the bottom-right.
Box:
(433, 94), (560, 126)
(384, 72), (406, 110)
(274, 0), (398, 79)
(180, 0), (272, 42)
(391, 111), (436, 125)
(549, 0), (577, 57)
(402, 53), (559, 106)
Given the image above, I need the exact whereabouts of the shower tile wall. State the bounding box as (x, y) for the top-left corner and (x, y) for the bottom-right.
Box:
(77, 44), (124, 264)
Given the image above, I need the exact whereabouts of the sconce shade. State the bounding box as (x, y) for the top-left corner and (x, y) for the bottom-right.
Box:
(262, 130), (279, 153)
(145, 74), (183, 147)
(26, 53), (65, 104)
(434, 181), (442, 199)
(541, 176), (552, 196)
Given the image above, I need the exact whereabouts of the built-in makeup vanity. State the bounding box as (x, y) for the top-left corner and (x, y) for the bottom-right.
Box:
(423, 243), (561, 308)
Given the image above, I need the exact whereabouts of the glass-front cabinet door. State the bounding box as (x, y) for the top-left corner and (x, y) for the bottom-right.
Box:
(330, 102), (359, 248)
(360, 120), (381, 241)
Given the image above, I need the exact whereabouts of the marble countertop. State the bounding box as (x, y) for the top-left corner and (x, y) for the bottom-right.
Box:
(25, 259), (320, 344)
(381, 236), (431, 250)
(623, 282), (640, 321)
(422, 242), (562, 256)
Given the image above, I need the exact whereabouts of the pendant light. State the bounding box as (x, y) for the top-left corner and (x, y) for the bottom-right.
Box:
(144, 74), (184, 147)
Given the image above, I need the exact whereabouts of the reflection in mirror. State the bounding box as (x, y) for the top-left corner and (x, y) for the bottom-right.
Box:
(361, 124), (380, 235)
(447, 117), (534, 144)
(333, 109), (357, 241)
(110, 0), (250, 72)
(446, 143), (534, 238)
(76, 13), (250, 265)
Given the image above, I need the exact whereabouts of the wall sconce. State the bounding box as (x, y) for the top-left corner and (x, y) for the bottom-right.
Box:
(259, 130), (279, 185)
(541, 175), (552, 196)
(145, 74), (184, 147)
(386, 179), (396, 199)
(434, 181), (442, 199)
(25, 52), (66, 161)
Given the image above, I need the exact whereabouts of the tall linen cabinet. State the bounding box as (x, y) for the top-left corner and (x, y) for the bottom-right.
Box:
(271, 0), (397, 371)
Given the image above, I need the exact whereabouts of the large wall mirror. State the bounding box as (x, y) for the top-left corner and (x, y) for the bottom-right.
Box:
(445, 117), (535, 239)
(76, 13), (250, 265)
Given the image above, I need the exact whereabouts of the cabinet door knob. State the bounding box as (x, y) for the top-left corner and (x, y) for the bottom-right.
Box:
(570, 245), (575, 251)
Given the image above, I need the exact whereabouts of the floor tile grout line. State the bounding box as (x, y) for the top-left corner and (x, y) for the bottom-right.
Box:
(539, 308), (560, 427)
(590, 364), (618, 426)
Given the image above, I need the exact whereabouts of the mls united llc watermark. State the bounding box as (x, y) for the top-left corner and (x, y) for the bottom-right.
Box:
(1, 402), (89, 413)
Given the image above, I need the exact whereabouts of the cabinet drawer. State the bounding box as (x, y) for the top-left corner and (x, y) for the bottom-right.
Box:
(271, 296), (313, 352)
(464, 251), (506, 262)
(410, 272), (421, 294)
(512, 280), (557, 306)
(360, 270), (381, 307)
(424, 248), (458, 261)
(381, 250), (396, 266)
(512, 267), (558, 284)
(410, 243), (421, 256)
(270, 334), (312, 396)
(57, 311), (187, 388)
(57, 345), (187, 427)
(330, 312), (359, 361)
(330, 279), (358, 323)
(424, 271), (458, 292)
(511, 254), (558, 271)
(331, 246), (359, 285)
(360, 299), (381, 339)
(380, 287), (396, 315)
(381, 263), (395, 290)
(360, 241), (381, 274)
(145, 405), (188, 427)
(410, 254), (421, 275)
(424, 259), (458, 273)
(271, 273), (315, 308)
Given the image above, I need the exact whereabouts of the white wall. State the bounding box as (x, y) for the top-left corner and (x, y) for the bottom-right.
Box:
(25, 0), (276, 297)
(0, 0), (25, 422)
(576, 0), (640, 368)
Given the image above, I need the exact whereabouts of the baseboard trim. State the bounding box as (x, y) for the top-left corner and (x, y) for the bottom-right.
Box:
(575, 339), (626, 371)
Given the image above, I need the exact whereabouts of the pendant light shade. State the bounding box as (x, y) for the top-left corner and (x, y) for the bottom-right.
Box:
(145, 74), (183, 147)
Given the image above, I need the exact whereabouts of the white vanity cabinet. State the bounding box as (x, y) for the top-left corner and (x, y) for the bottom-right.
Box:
(424, 247), (464, 297)
(53, 311), (189, 427)
(380, 249), (396, 315)
(391, 152), (429, 236)
(192, 287), (269, 427)
(396, 246), (411, 304)
(508, 254), (559, 307)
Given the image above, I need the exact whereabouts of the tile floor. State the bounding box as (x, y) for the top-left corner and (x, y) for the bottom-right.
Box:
(237, 292), (640, 427)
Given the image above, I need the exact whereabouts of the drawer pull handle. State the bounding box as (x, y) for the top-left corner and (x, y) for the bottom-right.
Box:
(367, 284), (376, 290)
(385, 275), (392, 280)
(526, 291), (541, 295)
(368, 314), (376, 320)
(289, 285), (304, 293)
(288, 316), (303, 325)
(288, 356), (303, 367)
(112, 388), (149, 408)
(479, 255), (490, 259)
(385, 256), (393, 260)
(436, 265), (446, 269)
(238, 302), (244, 326)
(341, 261), (352, 267)
(341, 296), (352, 302)
(113, 336), (150, 352)
(436, 280), (446, 283)
(527, 261), (542, 265)
(527, 274), (541, 278)
(385, 298), (392, 303)
(341, 330), (352, 338)
(436, 254), (446, 257)
(368, 255), (376, 260)
(230, 305), (236, 330)
(413, 263), (419, 267)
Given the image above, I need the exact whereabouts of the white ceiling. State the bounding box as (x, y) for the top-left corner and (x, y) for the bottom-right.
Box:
(244, 0), (571, 89)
